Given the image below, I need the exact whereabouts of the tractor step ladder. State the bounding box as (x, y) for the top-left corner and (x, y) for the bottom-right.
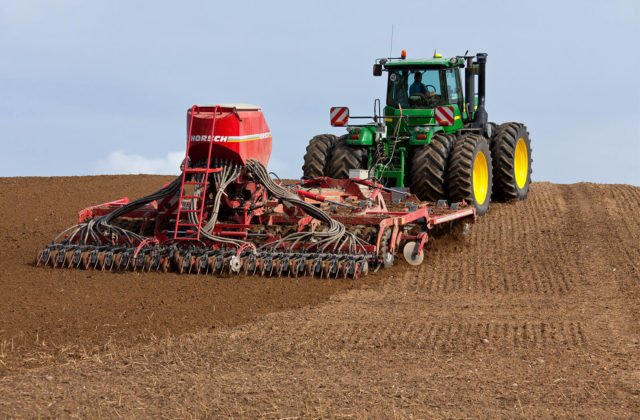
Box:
(173, 105), (220, 240)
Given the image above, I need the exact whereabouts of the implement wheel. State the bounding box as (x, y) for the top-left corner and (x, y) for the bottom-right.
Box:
(302, 134), (337, 179)
(448, 134), (493, 216)
(326, 136), (367, 179)
(491, 123), (532, 201)
(411, 133), (453, 201)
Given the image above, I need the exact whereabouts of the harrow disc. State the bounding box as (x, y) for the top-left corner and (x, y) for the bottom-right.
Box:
(402, 241), (425, 266)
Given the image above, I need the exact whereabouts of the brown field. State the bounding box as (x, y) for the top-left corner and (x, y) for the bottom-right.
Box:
(0, 176), (638, 417)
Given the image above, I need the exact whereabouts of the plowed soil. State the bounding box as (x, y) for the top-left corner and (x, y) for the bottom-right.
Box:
(0, 176), (639, 417)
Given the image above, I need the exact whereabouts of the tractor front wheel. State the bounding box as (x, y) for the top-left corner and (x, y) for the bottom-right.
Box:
(302, 134), (337, 179)
(491, 123), (532, 201)
(326, 136), (367, 179)
(411, 133), (453, 202)
(448, 134), (493, 216)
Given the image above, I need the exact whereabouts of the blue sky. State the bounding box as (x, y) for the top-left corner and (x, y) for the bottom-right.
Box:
(1, 0), (638, 185)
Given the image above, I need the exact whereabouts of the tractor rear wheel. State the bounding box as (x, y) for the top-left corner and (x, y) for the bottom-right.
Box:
(302, 134), (337, 179)
(411, 133), (453, 201)
(326, 136), (367, 179)
(491, 123), (532, 201)
(448, 134), (493, 216)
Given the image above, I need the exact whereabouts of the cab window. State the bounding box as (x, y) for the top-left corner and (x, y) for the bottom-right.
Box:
(445, 68), (460, 103)
(387, 69), (447, 108)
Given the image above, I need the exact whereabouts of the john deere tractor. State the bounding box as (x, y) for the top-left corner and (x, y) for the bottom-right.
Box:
(302, 51), (532, 215)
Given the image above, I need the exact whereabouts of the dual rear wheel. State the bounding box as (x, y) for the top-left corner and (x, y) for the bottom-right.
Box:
(491, 123), (532, 201)
(411, 133), (493, 215)
(410, 123), (531, 215)
(302, 134), (367, 180)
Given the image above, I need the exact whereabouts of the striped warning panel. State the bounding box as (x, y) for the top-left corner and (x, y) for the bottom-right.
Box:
(330, 107), (349, 126)
(435, 106), (455, 126)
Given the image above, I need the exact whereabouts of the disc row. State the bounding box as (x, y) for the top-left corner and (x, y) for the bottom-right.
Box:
(36, 245), (370, 279)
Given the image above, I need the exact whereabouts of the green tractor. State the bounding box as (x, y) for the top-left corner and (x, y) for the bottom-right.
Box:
(302, 51), (532, 215)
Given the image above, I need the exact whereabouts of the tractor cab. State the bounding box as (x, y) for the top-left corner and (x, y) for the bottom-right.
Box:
(375, 52), (488, 138)
(385, 64), (461, 110)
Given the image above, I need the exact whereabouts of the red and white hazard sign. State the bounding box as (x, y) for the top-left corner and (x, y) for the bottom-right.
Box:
(330, 107), (349, 126)
(434, 106), (455, 126)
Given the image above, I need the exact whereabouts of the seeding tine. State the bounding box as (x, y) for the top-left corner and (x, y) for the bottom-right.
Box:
(328, 256), (340, 279)
(149, 253), (160, 272)
(198, 254), (208, 274)
(252, 256), (262, 276)
(296, 256), (307, 278)
(188, 253), (200, 274)
(271, 254), (283, 277)
(36, 249), (45, 267)
(279, 255), (291, 277)
(194, 255), (204, 275)
(324, 258), (334, 279)
(289, 257), (298, 278)
(135, 252), (145, 271)
(64, 250), (74, 268)
(214, 253), (225, 274)
(118, 251), (129, 271)
(276, 255), (285, 277)
(79, 251), (90, 269)
(194, 255), (202, 275)
(113, 252), (122, 271)
(337, 259), (348, 279)
(192, 255), (200, 275)
(37, 248), (50, 267)
(89, 249), (99, 270)
(260, 256), (269, 276)
(183, 252), (193, 274)
(48, 250), (57, 267)
(312, 256), (323, 278)
(54, 249), (66, 268)
(142, 254), (151, 271)
(160, 256), (169, 273)
(271, 255), (280, 277)
(245, 255), (257, 275)
(50, 251), (57, 268)
(175, 253), (185, 274)
(71, 249), (83, 268)
(240, 256), (249, 275)
(108, 251), (117, 271)
(206, 255), (216, 275)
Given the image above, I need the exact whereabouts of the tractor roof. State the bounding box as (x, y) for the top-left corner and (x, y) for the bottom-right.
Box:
(384, 57), (463, 69)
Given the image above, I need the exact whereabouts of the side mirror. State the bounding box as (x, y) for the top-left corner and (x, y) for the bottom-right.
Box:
(330, 107), (349, 127)
(373, 63), (382, 77)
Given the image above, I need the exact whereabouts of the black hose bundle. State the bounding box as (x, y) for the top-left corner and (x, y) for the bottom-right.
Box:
(51, 158), (367, 255)
(246, 158), (367, 253)
(53, 176), (182, 247)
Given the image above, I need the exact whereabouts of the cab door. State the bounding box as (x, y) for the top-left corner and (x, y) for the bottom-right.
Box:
(443, 68), (464, 131)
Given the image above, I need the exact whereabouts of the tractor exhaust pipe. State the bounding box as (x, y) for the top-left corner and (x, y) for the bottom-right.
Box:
(475, 53), (487, 111)
(473, 53), (488, 130)
(465, 56), (475, 124)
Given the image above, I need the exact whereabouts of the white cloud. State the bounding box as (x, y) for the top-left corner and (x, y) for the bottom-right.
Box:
(93, 150), (183, 175)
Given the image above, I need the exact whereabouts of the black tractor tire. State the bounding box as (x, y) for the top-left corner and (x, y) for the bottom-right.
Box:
(447, 134), (493, 216)
(487, 122), (498, 141)
(302, 134), (338, 179)
(410, 133), (454, 201)
(491, 122), (532, 201)
(326, 136), (368, 179)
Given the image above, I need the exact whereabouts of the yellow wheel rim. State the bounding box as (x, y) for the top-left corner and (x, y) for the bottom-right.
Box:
(472, 150), (489, 205)
(514, 138), (528, 189)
